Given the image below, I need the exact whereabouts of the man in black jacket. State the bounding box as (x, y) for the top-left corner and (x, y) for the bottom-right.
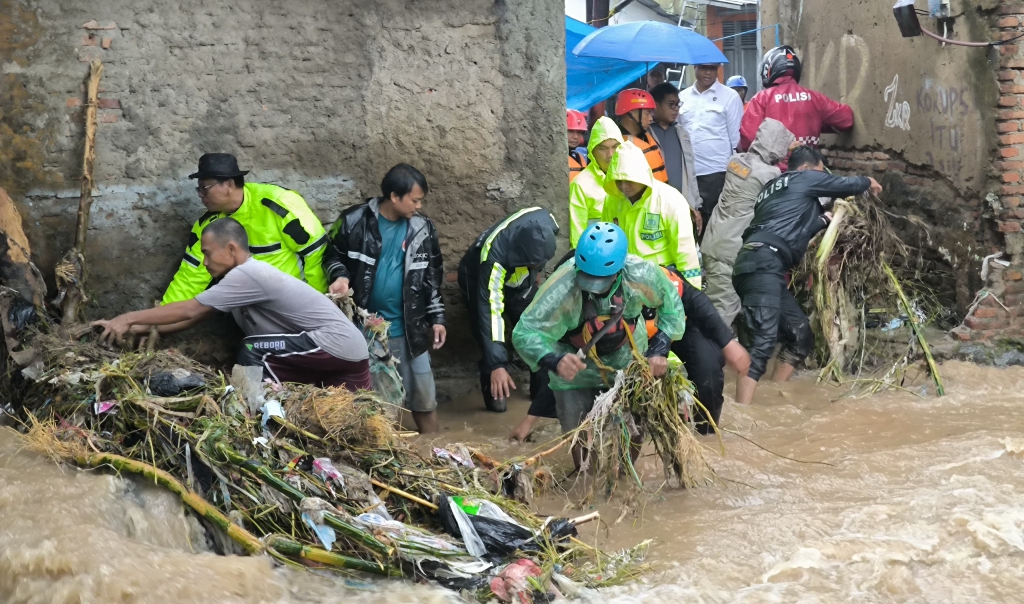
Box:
(733, 146), (882, 404)
(323, 164), (446, 433)
(458, 208), (559, 420)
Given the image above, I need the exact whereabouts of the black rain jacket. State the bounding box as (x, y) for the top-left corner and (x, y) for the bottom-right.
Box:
(323, 197), (445, 357)
(738, 170), (870, 271)
(457, 208), (559, 372)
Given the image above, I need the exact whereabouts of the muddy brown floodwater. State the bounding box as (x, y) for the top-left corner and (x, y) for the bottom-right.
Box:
(2, 360), (1023, 603)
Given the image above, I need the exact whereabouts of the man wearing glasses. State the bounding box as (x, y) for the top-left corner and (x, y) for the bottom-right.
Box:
(162, 153), (328, 303)
(678, 63), (744, 240)
(647, 82), (703, 234)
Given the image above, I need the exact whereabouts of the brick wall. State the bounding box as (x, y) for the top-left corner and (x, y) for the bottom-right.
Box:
(952, 2), (1024, 343)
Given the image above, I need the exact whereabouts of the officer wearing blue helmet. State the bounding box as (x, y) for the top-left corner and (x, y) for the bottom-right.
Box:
(513, 223), (686, 469)
(727, 75), (749, 104)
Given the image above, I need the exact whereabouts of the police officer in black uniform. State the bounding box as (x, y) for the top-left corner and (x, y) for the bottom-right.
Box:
(458, 208), (560, 414)
(733, 146), (882, 404)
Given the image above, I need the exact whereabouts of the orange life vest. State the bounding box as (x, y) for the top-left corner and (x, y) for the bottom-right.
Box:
(645, 267), (686, 338)
(627, 133), (669, 184)
(569, 150), (588, 184)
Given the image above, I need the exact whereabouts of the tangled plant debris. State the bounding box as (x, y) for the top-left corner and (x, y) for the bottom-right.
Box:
(6, 325), (656, 601)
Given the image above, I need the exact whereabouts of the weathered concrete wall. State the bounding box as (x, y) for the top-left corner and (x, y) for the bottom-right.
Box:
(761, 0), (1004, 311)
(0, 0), (566, 367)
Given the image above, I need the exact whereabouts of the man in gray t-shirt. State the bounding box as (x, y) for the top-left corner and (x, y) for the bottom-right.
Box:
(93, 218), (371, 391)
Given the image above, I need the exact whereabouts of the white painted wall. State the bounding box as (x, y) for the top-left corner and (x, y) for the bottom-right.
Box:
(565, 0), (678, 25)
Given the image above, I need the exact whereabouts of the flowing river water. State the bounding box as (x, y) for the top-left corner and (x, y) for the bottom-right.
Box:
(2, 360), (1022, 603)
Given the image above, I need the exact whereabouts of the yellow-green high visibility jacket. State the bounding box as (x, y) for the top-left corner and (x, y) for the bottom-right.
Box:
(601, 140), (702, 288)
(162, 182), (328, 304)
(569, 117), (623, 248)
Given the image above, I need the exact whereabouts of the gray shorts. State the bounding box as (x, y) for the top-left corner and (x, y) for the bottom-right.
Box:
(389, 336), (437, 413)
(554, 388), (600, 434)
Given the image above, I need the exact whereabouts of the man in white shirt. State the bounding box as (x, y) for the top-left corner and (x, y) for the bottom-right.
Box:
(678, 63), (744, 239)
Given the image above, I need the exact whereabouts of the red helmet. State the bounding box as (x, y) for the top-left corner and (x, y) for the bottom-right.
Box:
(615, 88), (656, 116)
(566, 109), (588, 131)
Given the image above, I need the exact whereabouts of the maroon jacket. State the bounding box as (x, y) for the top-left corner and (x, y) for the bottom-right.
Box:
(740, 76), (854, 170)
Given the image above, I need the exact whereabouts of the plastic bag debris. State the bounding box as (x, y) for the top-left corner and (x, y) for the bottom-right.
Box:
(260, 400), (284, 427)
(93, 400), (117, 415)
(433, 446), (475, 468)
(148, 368), (206, 397)
(490, 559), (544, 603)
(7, 296), (37, 332)
(300, 498), (338, 551)
(312, 458), (345, 491)
(440, 496), (536, 558)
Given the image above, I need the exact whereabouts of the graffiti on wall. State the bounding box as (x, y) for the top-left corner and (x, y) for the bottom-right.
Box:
(884, 74), (911, 131)
(803, 34), (870, 132)
(917, 79), (970, 182)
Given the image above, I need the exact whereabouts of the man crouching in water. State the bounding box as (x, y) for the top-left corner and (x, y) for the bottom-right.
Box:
(92, 218), (372, 391)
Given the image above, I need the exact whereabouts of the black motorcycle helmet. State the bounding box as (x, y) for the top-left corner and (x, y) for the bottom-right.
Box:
(761, 45), (802, 88)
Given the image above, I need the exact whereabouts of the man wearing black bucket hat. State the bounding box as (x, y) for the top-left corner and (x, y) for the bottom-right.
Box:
(162, 153), (328, 303)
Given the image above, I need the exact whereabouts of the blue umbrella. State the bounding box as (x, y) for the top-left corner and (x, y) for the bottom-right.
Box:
(572, 20), (728, 65)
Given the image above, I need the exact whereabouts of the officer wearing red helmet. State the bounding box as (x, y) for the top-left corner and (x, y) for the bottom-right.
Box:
(613, 88), (669, 185)
(740, 46), (854, 170)
(567, 109), (589, 184)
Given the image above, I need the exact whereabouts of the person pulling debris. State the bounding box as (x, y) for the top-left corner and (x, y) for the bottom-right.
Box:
(458, 207), (560, 416)
(323, 164), (445, 434)
(601, 142), (750, 433)
(702, 118), (796, 326)
(92, 218), (372, 390)
(733, 146), (882, 405)
(568, 116), (622, 248)
(512, 223), (686, 470)
(162, 153), (329, 303)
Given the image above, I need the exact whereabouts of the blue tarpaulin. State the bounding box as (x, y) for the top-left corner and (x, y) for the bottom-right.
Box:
(566, 16), (648, 112)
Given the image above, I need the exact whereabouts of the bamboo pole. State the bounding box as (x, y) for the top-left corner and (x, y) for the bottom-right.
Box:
(882, 260), (945, 396)
(813, 199), (851, 382)
(76, 60), (103, 252)
(370, 477), (438, 511)
(72, 451), (264, 555)
(265, 536), (400, 576)
(59, 60), (104, 324)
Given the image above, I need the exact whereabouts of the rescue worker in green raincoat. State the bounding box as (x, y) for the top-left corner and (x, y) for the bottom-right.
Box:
(568, 117), (623, 248)
(163, 154), (328, 303)
(601, 142), (750, 433)
(512, 223), (686, 469)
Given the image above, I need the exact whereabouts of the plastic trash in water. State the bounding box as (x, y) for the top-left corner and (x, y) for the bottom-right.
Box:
(93, 403), (117, 417)
(312, 458), (346, 489)
(260, 400), (284, 427)
(433, 447), (475, 469)
(881, 317), (906, 332)
(490, 559), (543, 603)
(301, 512), (337, 551)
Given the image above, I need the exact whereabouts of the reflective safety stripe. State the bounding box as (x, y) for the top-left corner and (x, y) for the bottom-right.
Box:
(182, 252), (200, 267)
(506, 266), (530, 287)
(250, 242), (282, 255)
(409, 261), (429, 270)
(347, 250), (377, 266)
(297, 233), (327, 257)
(488, 263), (507, 342)
(480, 207), (542, 262)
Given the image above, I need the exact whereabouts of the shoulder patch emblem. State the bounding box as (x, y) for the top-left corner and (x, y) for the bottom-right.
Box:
(727, 159), (752, 180)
